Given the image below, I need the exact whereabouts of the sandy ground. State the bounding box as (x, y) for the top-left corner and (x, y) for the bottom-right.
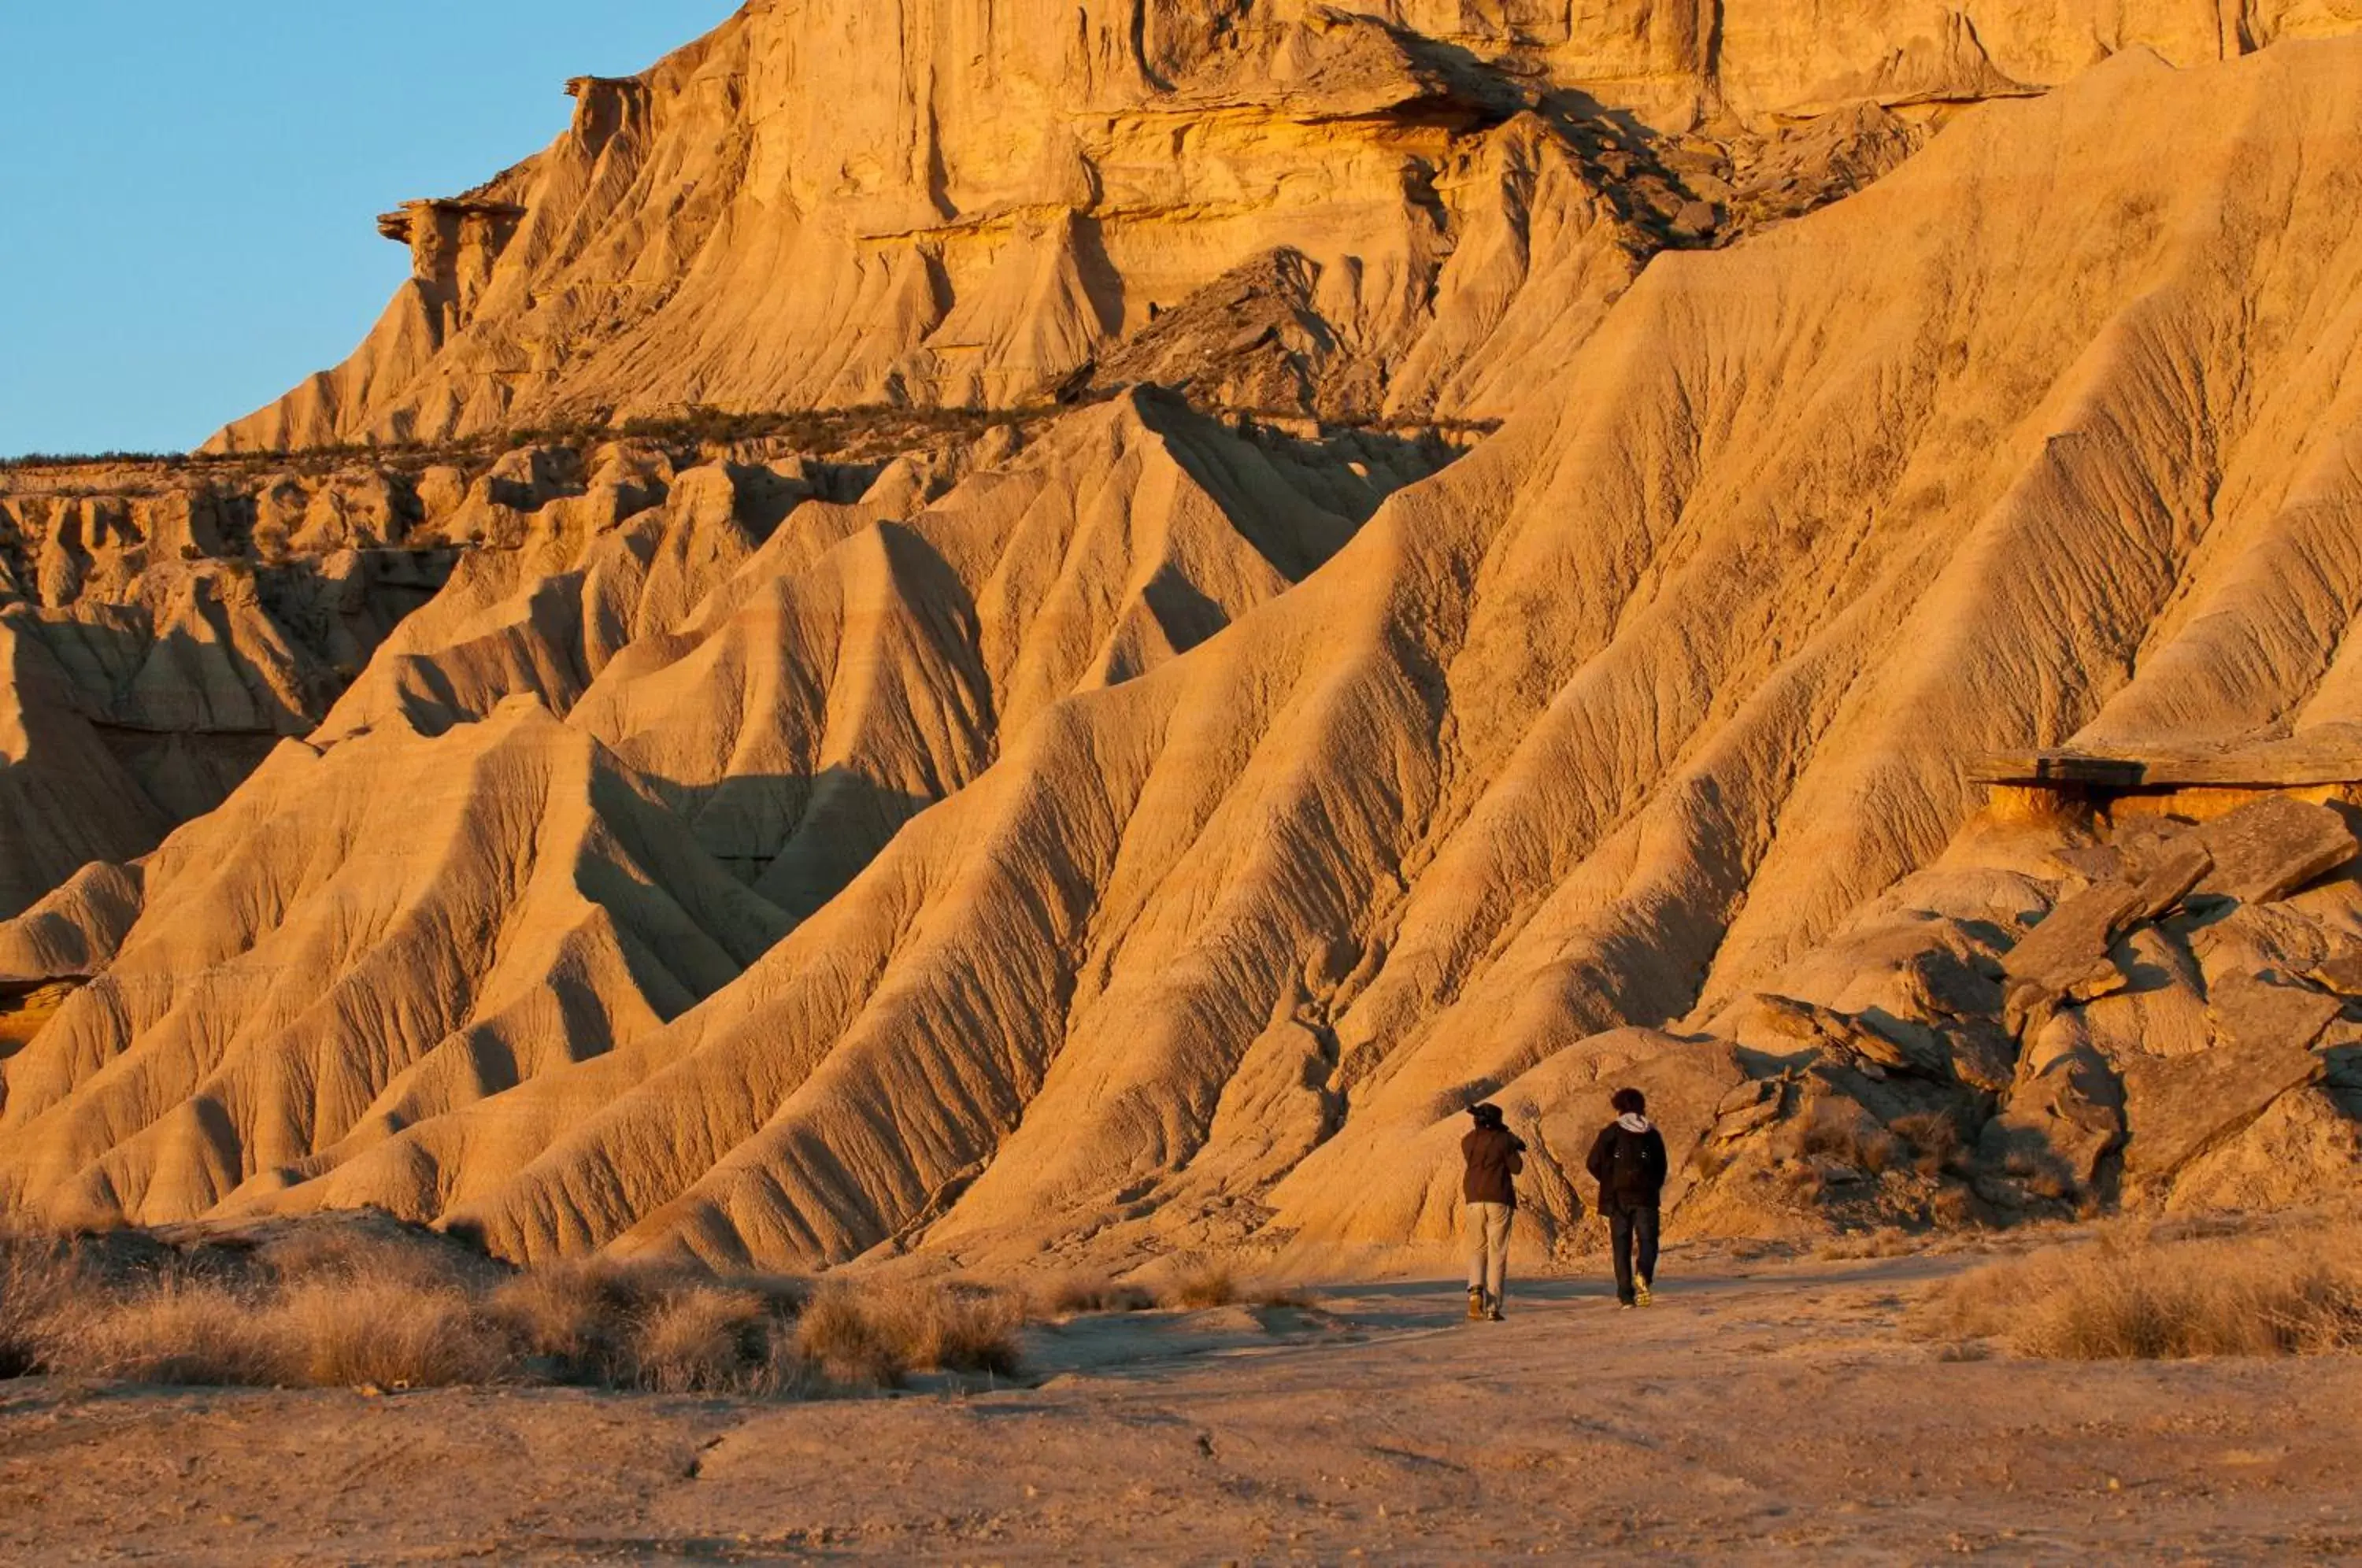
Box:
(2, 1247), (2357, 1565)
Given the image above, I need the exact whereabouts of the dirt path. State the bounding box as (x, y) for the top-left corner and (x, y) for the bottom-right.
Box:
(2, 1252), (2356, 1563)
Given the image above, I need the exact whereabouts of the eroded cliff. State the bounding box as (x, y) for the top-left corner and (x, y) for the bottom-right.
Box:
(213, 0), (2337, 453)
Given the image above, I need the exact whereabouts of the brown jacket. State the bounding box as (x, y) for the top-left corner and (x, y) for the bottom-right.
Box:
(1461, 1125), (1527, 1207)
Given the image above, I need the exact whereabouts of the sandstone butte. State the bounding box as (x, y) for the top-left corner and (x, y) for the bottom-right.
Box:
(5, 1), (2362, 1277)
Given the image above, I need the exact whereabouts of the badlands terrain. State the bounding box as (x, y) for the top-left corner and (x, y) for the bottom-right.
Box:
(5, 0), (2362, 1296)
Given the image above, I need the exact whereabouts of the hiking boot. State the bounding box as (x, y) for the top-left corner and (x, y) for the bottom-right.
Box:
(1635, 1279), (1654, 1307)
(1486, 1303), (1505, 1322)
(1467, 1287), (1487, 1322)
(1617, 1300), (1635, 1311)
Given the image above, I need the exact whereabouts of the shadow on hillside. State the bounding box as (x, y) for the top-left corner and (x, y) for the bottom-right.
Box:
(0, 549), (460, 913)
(642, 765), (943, 928)
(1139, 393), (1472, 588)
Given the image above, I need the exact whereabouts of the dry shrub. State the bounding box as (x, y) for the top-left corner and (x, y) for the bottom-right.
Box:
(50, 1278), (288, 1386)
(1929, 1186), (1981, 1228)
(1889, 1112), (1963, 1176)
(1815, 1226), (1919, 1261)
(257, 1219), (494, 1296)
(795, 1281), (1024, 1388)
(627, 1282), (794, 1395)
(881, 1283), (1024, 1377)
(794, 1289), (905, 1388)
(280, 1277), (507, 1389)
(1164, 1257), (1239, 1310)
(1916, 1221), (2362, 1359)
(484, 1261), (630, 1369)
(0, 1233), (87, 1378)
(1791, 1103), (1908, 1177)
(1253, 1284), (1318, 1310)
(2001, 1148), (2077, 1203)
(1, 1215), (1031, 1401)
(485, 1259), (805, 1392)
(1036, 1275), (1157, 1317)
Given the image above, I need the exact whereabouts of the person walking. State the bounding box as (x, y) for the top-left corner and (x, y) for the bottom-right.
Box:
(1461, 1101), (1524, 1322)
(1586, 1087), (1668, 1308)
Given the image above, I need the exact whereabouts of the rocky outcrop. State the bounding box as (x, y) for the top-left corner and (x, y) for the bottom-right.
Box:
(0, 463), (465, 919)
(0, 412), (1138, 925)
(2194, 796), (2360, 903)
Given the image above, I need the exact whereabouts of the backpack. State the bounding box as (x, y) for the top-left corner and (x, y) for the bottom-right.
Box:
(1596, 1124), (1664, 1199)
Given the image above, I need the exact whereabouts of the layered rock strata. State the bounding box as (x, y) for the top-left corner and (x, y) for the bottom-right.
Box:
(223, 0), (2349, 453)
(0, 462), (459, 919)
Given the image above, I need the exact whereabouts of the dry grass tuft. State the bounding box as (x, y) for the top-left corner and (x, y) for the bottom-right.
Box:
(0, 1233), (87, 1378)
(1916, 1220), (2362, 1359)
(1888, 1112), (1963, 1177)
(257, 1219), (496, 1296)
(879, 1283), (1024, 1377)
(1253, 1285), (1319, 1310)
(50, 1278), (288, 1386)
(1928, 1186), (1981, 1227)
(794, 1281), (1024, 1389)
(1164, 1257), (1240, 1310)
(1035, 1275), (1157, 1317)
(794, 1288), (908, 1389)
(280, 1277), (508, 1389)
(483, 1260), (634, 1371)
(628, 1282), (789, 1395)
(1814, 1226), (1921, 1262)
(1788, 1102), (1909, 1177)
(1, 1216), (1007, 1399)
(484, 1259), (807, 1392)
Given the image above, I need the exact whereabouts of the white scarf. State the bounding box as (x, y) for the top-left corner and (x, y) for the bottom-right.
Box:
(1616, 1113), (1651, 1134)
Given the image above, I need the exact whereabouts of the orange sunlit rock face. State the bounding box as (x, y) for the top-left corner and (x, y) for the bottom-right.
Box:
(6, 6), (2362, 1270)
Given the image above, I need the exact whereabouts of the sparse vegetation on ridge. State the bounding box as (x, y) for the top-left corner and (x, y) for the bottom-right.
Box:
(0, 401), (1063, 476)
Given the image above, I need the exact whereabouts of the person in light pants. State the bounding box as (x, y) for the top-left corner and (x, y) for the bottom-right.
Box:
(1461, 1101), (1525, 1321)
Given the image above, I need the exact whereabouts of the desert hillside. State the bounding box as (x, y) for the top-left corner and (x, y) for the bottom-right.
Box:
(5, 3), (2361, 1273)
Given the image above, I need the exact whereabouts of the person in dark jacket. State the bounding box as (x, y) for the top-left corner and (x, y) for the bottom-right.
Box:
(1585, 1087), (1668, 1308)
(1461, 1101), (1525, 1322)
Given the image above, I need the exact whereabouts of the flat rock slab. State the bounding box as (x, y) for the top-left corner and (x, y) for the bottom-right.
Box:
(2308, 947), (2362, 995)
(2194, 796), (2358, 904)
(2003, 881), (2149, 984)
(2123, 831), (2214, 919)
(2207, 970), (2344, 1056)
(2047, 844), (2125, 882)
(2118, 1035), (2327, 1189)
(2001, 880), (2149, 1030)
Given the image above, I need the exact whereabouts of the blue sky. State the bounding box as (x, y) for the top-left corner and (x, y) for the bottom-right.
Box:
(0, 3), (737, 457)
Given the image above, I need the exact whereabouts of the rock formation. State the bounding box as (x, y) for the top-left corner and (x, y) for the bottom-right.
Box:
(217, 0), (2362, 453)
(0, 460), (461, 920)
(8, 9), (2362, 1271)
